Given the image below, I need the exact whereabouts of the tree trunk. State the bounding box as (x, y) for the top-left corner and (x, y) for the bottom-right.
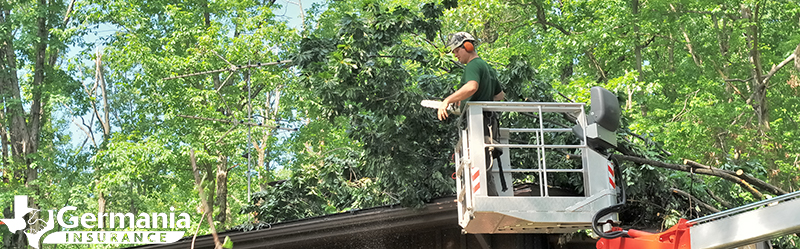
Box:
(742, 4), (770, 130)
(2, 5), (50, 248)
(215, 153), (229, 225)
(130, 184), (138, 214)
(0, 113), (7, 167)
(204, 162), (216, 215)
(632, 0), (644, 82)
(96, 50), (111, 139)
(98, 190), (107, 229)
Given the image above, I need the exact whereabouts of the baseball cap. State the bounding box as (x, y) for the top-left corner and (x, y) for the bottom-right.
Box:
(446, 32), (476, 52)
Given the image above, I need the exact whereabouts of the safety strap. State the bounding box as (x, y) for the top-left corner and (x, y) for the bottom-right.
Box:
(487, 116), (508, 192)
(496, 152), (508, 192)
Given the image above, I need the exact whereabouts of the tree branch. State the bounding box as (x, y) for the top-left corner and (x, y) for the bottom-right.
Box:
(626, 130), (673, 157)
(669, 89), (700, 123)
(610, 154), (768, 199)
(530, 0), (571, 35)
(670, 187), (720, 213)
(95, 50), (111, 138)
(78, 116), (98, 148)
(724, 77), (752, 83)
(670, 4), (702, 67)
(704, 186), (734, 209)
(190, 210), (207, 249)
(190, 149), (223, 249)
(162, 60), (293, 81)
(761, 45), (798, 85)
(684, 159), (787, 196)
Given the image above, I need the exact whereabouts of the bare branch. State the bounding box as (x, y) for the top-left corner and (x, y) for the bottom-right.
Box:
(670, 4), (702, 67)
(724, 78), (752, 83)
(669, 89), (700, 123)
(702, 187), (734, 209)
(63, 0), (76, 23)
(78, 116), (98, 148)
(626, 131), (673, 157)
(190, 149), (223, 249)
(610, 154), (769, 199)
(96, 50), (111, 137)
(670, 187), (721, 213)
(795, 43), (800, 72)
(761, 49), (797, 85)
(214, 123), (240, 145)
(529, 0), (571, 35)
(556, 91), (575, 103)
(190, 210), (207, 249)
(216, 71), (236, 92)
(586, 48), (607, 82)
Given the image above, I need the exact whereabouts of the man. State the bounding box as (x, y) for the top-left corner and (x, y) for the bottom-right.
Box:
(437, 32), (504, 120)
(439, 32), (505, 196)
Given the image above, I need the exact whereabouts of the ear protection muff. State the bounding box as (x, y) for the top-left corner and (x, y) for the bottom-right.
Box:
(463, 41), (474, 52)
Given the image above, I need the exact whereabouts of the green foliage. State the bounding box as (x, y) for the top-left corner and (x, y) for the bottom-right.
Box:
(3, 0), (800, 247)
(291, 0), (463, 208)
(222, 236), (233, 249)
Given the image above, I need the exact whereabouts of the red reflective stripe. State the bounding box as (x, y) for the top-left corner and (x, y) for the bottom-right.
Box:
(472, 171), (480, 181)
(608, 164), (617, 188)
(473, 182), (481, 193)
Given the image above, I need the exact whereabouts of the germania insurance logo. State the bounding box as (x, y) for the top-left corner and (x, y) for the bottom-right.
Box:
(0, 196), (190, 248)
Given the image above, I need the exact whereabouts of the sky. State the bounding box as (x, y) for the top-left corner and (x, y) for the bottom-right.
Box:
(65, 0), (328, 149)
(276, 0), (328, 30)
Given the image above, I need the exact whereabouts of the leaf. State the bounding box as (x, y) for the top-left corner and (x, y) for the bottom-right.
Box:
(223, 236), (233, 249)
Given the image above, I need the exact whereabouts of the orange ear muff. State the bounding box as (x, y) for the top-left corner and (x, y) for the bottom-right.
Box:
(463, 41), (474, 52)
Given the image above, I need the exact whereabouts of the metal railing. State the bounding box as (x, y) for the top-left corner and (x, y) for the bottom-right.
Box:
(454, 101), (620, 233)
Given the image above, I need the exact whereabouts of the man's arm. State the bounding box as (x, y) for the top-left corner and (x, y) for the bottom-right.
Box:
(438, 80), (478, 120)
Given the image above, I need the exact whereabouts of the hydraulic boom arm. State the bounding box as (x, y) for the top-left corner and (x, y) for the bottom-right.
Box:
(597, 190), (800, 249)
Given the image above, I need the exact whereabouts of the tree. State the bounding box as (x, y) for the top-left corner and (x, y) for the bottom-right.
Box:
(87, 0), (302, 229)
(1, 0), (85, 246)
(1, 0), (798, 247)
(259, 0), (799, 243)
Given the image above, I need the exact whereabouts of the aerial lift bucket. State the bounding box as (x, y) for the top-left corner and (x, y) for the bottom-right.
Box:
(453, 87), (622, 234)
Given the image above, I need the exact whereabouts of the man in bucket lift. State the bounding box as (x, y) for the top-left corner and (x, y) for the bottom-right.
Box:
(438, 32), (505, 196)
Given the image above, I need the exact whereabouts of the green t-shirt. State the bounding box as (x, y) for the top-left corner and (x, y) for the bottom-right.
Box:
(461, 57), (502, 102)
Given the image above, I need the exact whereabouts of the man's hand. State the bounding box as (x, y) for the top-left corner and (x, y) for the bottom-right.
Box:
(437, 101), (450, 120)
(493, 90), (505, 101)
(438, 81), (477, 120)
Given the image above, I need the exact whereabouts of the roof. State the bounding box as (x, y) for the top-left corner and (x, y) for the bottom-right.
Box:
(128, 196), (459, 249)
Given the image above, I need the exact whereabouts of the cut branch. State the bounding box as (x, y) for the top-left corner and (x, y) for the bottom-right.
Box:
(609, 154), (768, 199)
(685, 159), (788, 196)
